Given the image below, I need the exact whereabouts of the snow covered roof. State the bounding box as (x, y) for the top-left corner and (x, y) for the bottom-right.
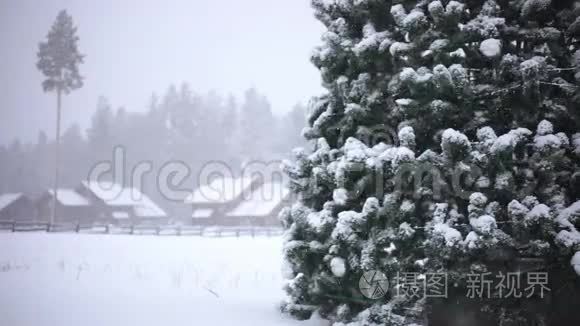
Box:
(82, 181), (135, 206)
(0, 193), (23, 211)
(226, 182), (290, 217)
(185, 177), (255, 204)
(192, 208), (214, 219)
(82, 181), (166, 218)
(48, 189), (91, 206)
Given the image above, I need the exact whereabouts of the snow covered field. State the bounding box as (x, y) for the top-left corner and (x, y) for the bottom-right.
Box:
(0, 233), (324, 326)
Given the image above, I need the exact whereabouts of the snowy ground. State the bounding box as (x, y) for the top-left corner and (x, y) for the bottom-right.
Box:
(0, 233), (325, 326)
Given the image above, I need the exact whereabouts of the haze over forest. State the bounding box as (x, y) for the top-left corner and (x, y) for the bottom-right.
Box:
(0, 0), (326, 218)
(0, 0), (324, 145)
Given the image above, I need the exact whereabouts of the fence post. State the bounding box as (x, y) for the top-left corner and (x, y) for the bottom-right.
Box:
(46, 223), (50, 233)
(76, 222), (81, 233)
(11, 221), (16, 233)
(177, 226), (181, 236)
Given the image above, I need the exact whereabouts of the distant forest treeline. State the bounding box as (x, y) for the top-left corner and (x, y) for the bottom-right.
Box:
(0, 84), (307, 218)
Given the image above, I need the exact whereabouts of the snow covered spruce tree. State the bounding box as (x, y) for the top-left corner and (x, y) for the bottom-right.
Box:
(281, 0), (580, 325)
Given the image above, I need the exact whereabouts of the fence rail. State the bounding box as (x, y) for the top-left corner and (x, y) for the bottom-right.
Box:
(0, 220), (283, 237)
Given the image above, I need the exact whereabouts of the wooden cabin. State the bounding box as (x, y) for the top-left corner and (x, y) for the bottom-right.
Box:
(223, 182), (291, 226)
(0, 193), (34, 221)
(78, 180), (167, 225)
(36, 189), (95, 224)
(185, 177), (260, 226)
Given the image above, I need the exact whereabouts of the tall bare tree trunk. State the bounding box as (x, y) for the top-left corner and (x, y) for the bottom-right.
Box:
(51, 88), (62, 225)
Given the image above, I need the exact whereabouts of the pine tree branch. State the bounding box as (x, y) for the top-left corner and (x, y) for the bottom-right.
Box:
(539, 82), (578, 89)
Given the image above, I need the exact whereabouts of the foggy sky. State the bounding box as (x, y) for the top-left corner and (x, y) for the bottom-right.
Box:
(0, 0), (324, 145)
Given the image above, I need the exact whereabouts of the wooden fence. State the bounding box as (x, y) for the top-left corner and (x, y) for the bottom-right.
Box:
(0, 220), (283, 237)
